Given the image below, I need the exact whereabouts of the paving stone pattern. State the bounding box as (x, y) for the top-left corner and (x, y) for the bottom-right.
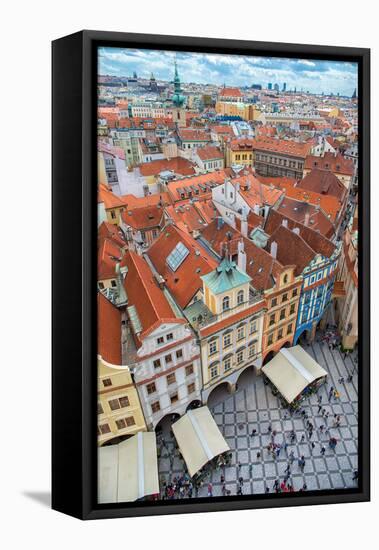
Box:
(157, 341), (358, 498)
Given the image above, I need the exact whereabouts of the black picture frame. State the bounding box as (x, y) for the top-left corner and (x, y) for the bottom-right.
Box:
(52, 30), (370, 520)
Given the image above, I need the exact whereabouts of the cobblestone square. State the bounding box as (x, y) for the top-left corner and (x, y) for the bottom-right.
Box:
(157, 341), (358, 498)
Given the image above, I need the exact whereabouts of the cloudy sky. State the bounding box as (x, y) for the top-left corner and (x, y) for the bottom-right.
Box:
(98, 47), (358, 96)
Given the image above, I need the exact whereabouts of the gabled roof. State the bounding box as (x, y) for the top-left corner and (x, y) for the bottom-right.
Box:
(98, 183), (126, 209)
(201, 257), (251, 294)
(98, 292), (122, 365)
(304, 152), (354, 176)
(148, 224), (218, 308)
(197, 146), (224, 161)
(229, 138), (255, 151)
(98, 237), (124, 280)
(123, 251), (180, 343)
(98, 222), (128, 249)
(219, 87), (243, 98)
(230, 175), (284, 207)
(167, 170), (228, 202)
(178, 128), (210, 142)
(265, 209), (336, 260)
(275, 196), (335, 238)
(297, 169), (347, 201)
(165, 203), (208, 234)
(252, 137), (312, 158)
(122, 205), (164, 230)
(138, 156), (196, 177)
(266, 225), (316, 276)
(120, 193), (172, 209)
(200, 220), (283, 291)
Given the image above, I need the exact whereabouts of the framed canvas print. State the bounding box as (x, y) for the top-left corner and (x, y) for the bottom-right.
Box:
(52, 30), (370, 520)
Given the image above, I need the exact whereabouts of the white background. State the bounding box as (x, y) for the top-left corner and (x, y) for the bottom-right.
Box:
(0, 0), (376, 547)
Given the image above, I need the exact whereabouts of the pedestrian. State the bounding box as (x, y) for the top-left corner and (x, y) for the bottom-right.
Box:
(265, 486), (270, 494)
(289, 450), (295, 463)
(268, 424), (272, 433)
(237, 461), (242, 472)
(311, 441), (316, 451)
(301, 434), (305, 443)
(352, 470), (358, 481)
(251, 428), (257, 438)
(249, 464), (253, 477)
(318, 404), (322, 413)
(207, 483), (213, 497)
(321, 446), (326, 456)
(256, 451), (261, 460)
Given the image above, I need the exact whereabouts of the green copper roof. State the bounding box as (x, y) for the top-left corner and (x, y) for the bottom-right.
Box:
(201, 257), (251, 295)
(172, 60), (185, 107)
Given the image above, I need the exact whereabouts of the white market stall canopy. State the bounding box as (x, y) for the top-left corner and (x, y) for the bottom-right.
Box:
(262, 345), (328, 404)
(98, 431), (159, 504)
(172, 406), (230, 478)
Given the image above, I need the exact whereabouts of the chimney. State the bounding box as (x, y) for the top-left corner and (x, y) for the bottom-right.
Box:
(217, 216), (224, 230)
(235, 181), (240, 192)
(241, 216), (248, 238)
(270, 241), (278, 259)
(292, 227), (300, 235)
(282, 219), (288, 228)
(238, 240), (247, 273)
(304, 211), (310, 227)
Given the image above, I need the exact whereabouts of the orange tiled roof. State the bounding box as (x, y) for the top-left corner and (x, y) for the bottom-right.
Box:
(197, 146), (224, 161)
(120, 192), (172, 209)
(98, 183), (126, 209)
(219, 87), (243, 98)
(98, 221), (128, 249)
(275, 196), (335, 238)
(178, 128), (210, 142)
(98, 292), (122, 365)
(123, 250), (180, 343)
(264, 209), (336, 260)
(304, 152), (354, 176)
(148, 224), (218, 308)
(298, 169), (348, 201)
(138, 157), (196, 177)
(122, 205), (165, 230)
(167, 170), (228, 202)
(229, 138), (255, 152)
(211, 125), (234, 135)
(98, 237), (124, 281)
(165, 203), (208, 234)
(252, 137), (312, 158)
(231, 174), (284, 207)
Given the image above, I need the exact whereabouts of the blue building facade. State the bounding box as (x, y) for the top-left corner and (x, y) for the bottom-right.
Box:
(294, 247), (340, 344)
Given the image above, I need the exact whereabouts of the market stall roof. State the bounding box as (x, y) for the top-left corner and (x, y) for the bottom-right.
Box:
(262, 345), (327, 404)
(172, 406), (230, 478)
(98, 431), (159, 504)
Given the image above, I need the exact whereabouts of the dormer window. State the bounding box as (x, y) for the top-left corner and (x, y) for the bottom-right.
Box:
(237, 290), (244, 305)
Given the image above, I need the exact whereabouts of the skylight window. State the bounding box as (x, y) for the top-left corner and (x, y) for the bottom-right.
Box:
(166, 242), (190, 272)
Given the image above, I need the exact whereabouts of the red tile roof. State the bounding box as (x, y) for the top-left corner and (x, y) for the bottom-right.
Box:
(167, 170), (228, 202)
(298, 169), (348, 202)
(229, 138), (255, 152)
(211, 125), (235, 135)
(200, 220), (283, 291)
(98, 237), (124, 280)
(304, 152), (354, 176)
(252, 137), (312, 158)
(120, 193), (172, 209)
(123, 250), (180, 343)
(138, 157), (196, 177)
(266, 225), (316, 276)
(275, 196), (335, 238)
(98, 183), (126, 209)
(121, 205), (165, 230)
(178, 128), (210, 142)
(98, 292), (122, 365)
(264, 209), (336, 261)
(256, 175), (342, 222)
(165, 203), (208, 234)
(231, 175), (284, 207)
(219, 87), (243, 98)
(98, 221), (128, 249)
(197, 146), (224, 161)
(200, 300), (265, 338)
(98, 140), (126, 160)
(148, 224), (218, 308)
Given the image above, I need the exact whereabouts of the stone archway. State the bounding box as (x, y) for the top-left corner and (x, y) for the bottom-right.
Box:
(235, 363), (256, 389)
(154, 412), (181, 436)
(186, 399), (202, 412)
(262, 350), (275, 365)
(206, 381), (233, 408)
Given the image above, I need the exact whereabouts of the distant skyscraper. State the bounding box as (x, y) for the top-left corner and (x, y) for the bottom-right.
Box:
(133, 71), (137, 79)
(352, 88), (357, 99)
(268, 83), (272, 90)
(274, 83), (279, 92)
(282, 82), (287, 92)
